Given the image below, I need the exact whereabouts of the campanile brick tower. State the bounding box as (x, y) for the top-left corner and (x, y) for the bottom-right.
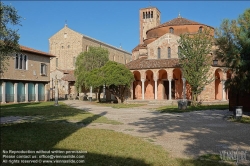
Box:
(139, 7), (161, 44)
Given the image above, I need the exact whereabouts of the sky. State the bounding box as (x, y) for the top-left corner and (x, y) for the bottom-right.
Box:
(3, 1), (250, 53)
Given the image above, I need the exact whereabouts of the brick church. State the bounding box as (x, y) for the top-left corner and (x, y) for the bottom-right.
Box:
(126, 7), (231, 102)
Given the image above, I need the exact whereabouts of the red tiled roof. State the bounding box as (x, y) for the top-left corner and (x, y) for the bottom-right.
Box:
(61, 70), (75, 82)
(132, 44), (147, 52)
(20, 45), (56, 57)
(126, 57), (180, 70)
(148, 17), (214, 31)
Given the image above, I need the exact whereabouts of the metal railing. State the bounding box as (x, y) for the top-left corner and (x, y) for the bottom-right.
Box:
(6, 94), (14, 102)
(17, 94), (25, 102)
(28, 94), (35, 101)
(38, 94), (45, 101)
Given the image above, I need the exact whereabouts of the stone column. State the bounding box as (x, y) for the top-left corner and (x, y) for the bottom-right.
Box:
(14, 82), (18, 103)
(182, 78), (186, 99)
(154, 78), (158, 100)
(54, 78), (59, 105)
(89, 86), (92, 101)
(221, 80), (226, 101)
(35, 83), (39, 102)
(141, 78), (145, 100)
(1, 82), (6, 103)
(168, 79), (172, 100)
(25, 83), (28, 102)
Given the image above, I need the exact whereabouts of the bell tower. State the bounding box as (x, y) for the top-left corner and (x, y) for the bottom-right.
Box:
(139, 7), (161, 44)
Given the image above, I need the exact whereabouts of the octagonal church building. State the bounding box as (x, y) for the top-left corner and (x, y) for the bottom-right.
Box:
(126, 7), (231, 102)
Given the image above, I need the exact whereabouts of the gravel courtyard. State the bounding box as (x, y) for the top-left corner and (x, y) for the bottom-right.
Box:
(62, 100), (250, 162)
(1, 100), (249, 164)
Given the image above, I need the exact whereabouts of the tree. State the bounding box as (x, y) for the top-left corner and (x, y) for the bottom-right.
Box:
(0, 2), (22, 73)
(74, 46), (109, 96)
(215, 8), (250, 105)
(178, 28), (214, 106)
(85, 61), (134, 103)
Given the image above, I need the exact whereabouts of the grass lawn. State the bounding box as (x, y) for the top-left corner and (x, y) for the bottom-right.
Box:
(156, 104), (229, 113)
(1, 102), (233, 166)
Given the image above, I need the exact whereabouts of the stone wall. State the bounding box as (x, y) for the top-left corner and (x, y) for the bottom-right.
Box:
(49, 26), (132, 72)
(2, 52), (50, 82)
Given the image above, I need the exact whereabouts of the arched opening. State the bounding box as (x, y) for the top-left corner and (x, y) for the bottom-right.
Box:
(173, 69), (182, 99)
(215, 69), (223, 100)
(17, 82), (25, 102)
(28, 83), (35, 101)
(145, 70), (154, 100)
(38, 83), (45, 101)
(6, 82), (14, 102)
(133, 71), (141, 99)
(158, 69), (168, 99)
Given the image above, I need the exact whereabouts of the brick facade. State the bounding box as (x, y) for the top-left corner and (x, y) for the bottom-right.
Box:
(126, 7), (229, 102)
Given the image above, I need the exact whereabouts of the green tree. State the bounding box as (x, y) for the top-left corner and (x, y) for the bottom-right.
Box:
(74, 46), (109, 95)
(215, 8), (250, 105)
(0, 2), (22, 73)
(85, 61), (134, 103)
(178, 28), (214, 106)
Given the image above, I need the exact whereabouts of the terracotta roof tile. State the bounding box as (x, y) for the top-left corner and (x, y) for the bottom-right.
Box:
(126, 57), (180, 70)
(20, 45), (56, 57)
(132, 44), (147, 52)
(149, 17), (214, 31)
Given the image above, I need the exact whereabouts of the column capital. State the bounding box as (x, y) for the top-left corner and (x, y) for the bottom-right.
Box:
(141, 78), (145, 82)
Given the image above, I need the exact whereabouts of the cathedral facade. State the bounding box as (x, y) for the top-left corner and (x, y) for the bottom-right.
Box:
(49, 25), (132, 99)
(126, 7), (231, 102)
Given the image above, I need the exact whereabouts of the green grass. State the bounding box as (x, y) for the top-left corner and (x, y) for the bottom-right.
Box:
(228, 116), (250, 124)
(156, 104), (229, 113)
(0, 102), (233, 166)
(95, 102), (145, 109)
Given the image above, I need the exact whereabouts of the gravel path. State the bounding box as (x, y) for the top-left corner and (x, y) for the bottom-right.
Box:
(1, 100), (249, 164)
(62, 100), (250, 162)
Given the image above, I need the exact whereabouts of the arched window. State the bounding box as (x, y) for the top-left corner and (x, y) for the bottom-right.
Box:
(178, 46), (181, 58)
(158, 47), (161, 59)
(199, 26), (203, 33)
(23, 55), (27, 70)
(168, 47), (171, 58)
(169, 27), (174, 34)
(19, 54), (23, 69)
(15, 54), (19, 69)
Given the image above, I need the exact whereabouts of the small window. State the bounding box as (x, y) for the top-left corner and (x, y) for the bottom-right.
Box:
(64, 33), (67, 38)
(157, 47), (161, 59)
(40, 63), (47, 76)
(178, 46), (181, 58)
(73, 57), (76, 66)
(199, 26), (203, 33)
(68, 45), (70, 48)
(56, 58), (58, 67)
(151, 11), (153, 18)
(169, 27), (174, 34)
(168, 47), (171, 58)
(143, 12), (145, 19)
